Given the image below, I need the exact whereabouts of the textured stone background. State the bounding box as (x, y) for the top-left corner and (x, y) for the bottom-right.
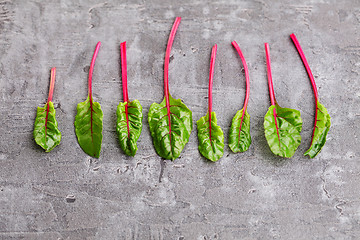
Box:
(0, 0), (359, 239)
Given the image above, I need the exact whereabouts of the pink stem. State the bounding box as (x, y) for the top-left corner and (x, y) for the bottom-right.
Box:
(290, 33), (319, 101)
(265, 43), (281, 147)
(89, 41), (101, 98)
(290, 33), (319, 146)
(231, 41), (250, 143)
(120, 41), (130, 138)
(87, 42), (101, 147)
(208, 44), (217, 144)
(264, 43), (276, 106)
(120, 41), (129, 102)
(164, 17), (181, 100)
(231, 41), (250, 110)
(47, 67), (56, 103)
(45, 67), (56, 138)
(164, 17), (181, 144)
(208, 44), (217, 115)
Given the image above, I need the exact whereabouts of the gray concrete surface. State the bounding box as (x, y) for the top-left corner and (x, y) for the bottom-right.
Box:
(0, 0), (359, 239)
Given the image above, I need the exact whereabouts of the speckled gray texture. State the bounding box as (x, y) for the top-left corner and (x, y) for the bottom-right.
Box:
(0, 0), (359, 239)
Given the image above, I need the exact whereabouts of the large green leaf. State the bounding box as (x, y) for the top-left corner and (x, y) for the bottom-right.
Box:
(305, 101), (331, 158)
(33, 101), (61, 152)
(197, 112), (224, 162)
(74, 96), (103, 158)
(229, 108), (251, 153)
(148, 94), (192, 160)
(116, 100), (143, 156)
(264, 104), (302, 158)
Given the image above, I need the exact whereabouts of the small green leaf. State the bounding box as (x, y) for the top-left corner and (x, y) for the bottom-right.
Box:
(148, 94), (192, 160)
(305, 101), (331, 158)
(116, 100), (143, 156)
(74, 96), (103, 158)
(33, 101), (61, 152)
(197, 112), (224, 162)
(264, 104), (302, 158)
(229, 108), (251, 153)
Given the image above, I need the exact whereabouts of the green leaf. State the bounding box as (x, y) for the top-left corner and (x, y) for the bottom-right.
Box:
(116, 100), (143, 156)
(33, 101), (61, 152)
(74, 96), (103, 158)
(304, 101), (331, 158)
(148, 94), (192, 160)
(275, 104), (303, 133)
(264, 104), (302, 158)
(197, 112), (224, 162)
(229, 108), (251, 153)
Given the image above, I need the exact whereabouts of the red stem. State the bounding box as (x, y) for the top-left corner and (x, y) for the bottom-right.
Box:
(208, 44), (217, 144)
(290, 33), (319, 146)
(120, 42), (130, 138)
(120, 41), (129, 102)
(88, 42), (101, 149)
(290, 33), (319, 101)
(89, 41), (101, 98)
(47, 67), (56, 103)
(265, 43), (281, 147)
(231, 41), (250, 143)
(231, 41), (250, 110)
(45, 67), (56, 138)
(120, 41), (131, 138)
(164, 17), (181, 100)
(265, 43), (276, 106)
(208, 44), (217, 115)
(164, 17), (181, 143)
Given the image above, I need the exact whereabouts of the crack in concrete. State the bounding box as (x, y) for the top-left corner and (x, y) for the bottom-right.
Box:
(159, 159), (166, 183)
(87, 2), (108, 29)
(319, 165), (348, 217)
(320, 165), (331, 199)
(88, 2), (108, 13)
(335, 200), (346, 215)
